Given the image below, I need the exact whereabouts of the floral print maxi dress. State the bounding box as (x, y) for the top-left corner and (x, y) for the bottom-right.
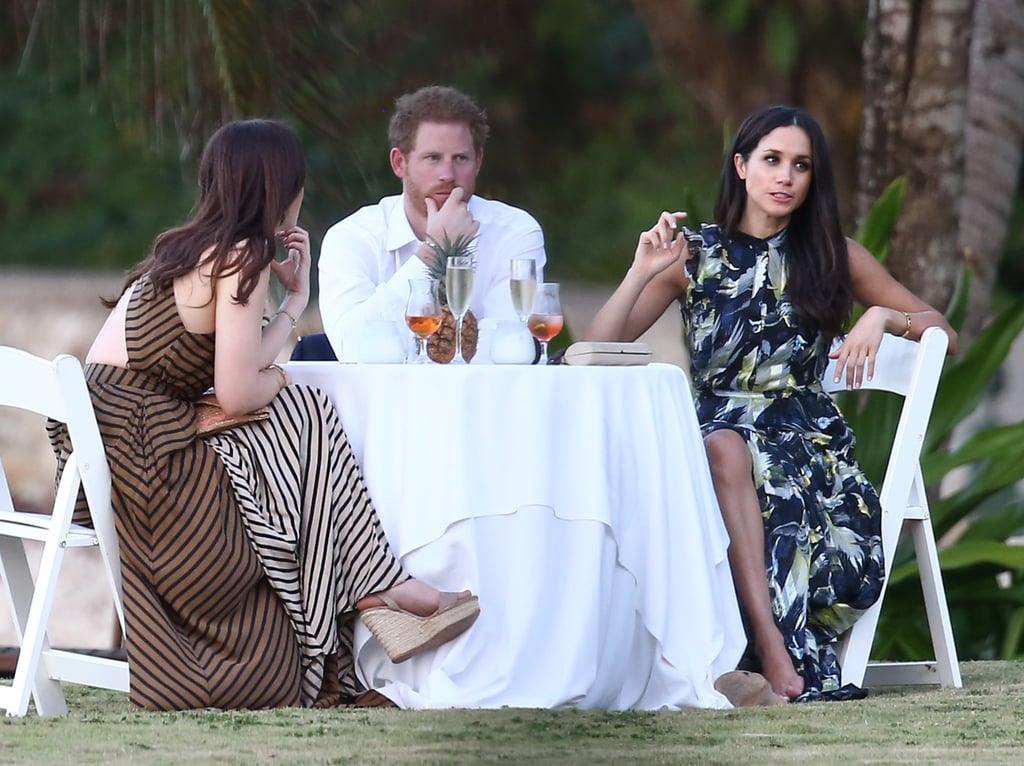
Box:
(681, 223), (885, 695)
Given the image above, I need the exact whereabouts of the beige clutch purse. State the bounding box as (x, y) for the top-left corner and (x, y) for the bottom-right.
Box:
(563, 341), (653, 366)
(195, 394), (270, 436)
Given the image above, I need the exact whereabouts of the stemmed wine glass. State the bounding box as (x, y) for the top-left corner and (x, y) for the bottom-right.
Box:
(510, 258), (538, 324)
(405, 278), (442, 364)
(527, 282), (564, 365)
(446, 255), (475, 364)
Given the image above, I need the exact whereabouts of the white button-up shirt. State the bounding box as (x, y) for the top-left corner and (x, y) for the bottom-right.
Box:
(318, 193), (547, 359)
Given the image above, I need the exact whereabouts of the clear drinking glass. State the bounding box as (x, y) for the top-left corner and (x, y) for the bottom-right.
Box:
(527, 282), (564, 365)
(405, 278), (442, 364)
(510, 258), (538, 324)
(445, 255), (475, 365)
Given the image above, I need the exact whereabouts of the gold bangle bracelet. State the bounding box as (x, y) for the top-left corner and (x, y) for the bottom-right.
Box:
(266, 363), (289, 390)
(273, 309), (298, 329)
(900, 311), (912, 338)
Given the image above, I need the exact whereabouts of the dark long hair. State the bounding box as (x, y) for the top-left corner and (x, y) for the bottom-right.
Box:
(110, 119), (305, 307)
(713, 105), (851, 338)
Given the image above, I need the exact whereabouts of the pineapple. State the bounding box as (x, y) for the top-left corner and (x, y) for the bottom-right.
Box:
(424, 232), (479, 363)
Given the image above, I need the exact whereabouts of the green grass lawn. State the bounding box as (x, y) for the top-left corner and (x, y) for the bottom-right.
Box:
(2, 661), (1023, 765)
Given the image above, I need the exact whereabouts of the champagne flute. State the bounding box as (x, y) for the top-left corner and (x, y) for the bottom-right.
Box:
(405, 278), (442, 364)
(527, 282), (564, 365)
(510, 258), (538, 323)
(446, 255), (475, 365)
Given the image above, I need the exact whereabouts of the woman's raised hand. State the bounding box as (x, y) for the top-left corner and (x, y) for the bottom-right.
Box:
(582, 210), (689, 344)
(634, 211), (688, 280)
(272, 225), (311, 303)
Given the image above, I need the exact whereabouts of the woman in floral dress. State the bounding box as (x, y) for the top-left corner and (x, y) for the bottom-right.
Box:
(584, 106), (957, 702)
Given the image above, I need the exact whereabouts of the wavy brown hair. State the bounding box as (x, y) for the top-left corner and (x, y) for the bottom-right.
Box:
(713, 105), (852, 339)
(108, 119), (305, 307)
(387, 85), (489, 155)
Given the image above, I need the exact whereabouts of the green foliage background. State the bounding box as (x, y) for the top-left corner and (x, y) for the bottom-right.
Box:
(0, 0), (722, 287)
(0, 74), (194, 270)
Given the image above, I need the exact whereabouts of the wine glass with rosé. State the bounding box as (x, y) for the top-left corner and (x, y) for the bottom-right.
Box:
(527, 282), (564, 365)
(405, 278), (443, 364)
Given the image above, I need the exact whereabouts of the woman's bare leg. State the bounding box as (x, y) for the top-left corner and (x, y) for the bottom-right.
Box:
(704, 429), (804, 700)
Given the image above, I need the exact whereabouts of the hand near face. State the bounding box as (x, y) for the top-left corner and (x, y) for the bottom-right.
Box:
(272, 225), (311, 301)
(634, 211), (688, 280)
(424, 187), (480, 247)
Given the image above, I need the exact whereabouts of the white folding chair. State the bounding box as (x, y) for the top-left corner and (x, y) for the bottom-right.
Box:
(823, 326), (961, 688)
(0, 347), (128, 716)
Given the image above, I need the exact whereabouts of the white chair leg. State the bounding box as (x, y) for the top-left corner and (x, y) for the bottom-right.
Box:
(910, 519), (962, 688)
(840, 518), (962, 689)
(0, 536), (35, 716)
(839, 593), (883, 688)
(841, 493), (907, 688)
(0, 536), (70, 716)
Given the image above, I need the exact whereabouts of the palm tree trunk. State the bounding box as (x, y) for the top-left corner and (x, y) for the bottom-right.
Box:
(959, 0), (1024, 339)
(859, 0), (974, 312)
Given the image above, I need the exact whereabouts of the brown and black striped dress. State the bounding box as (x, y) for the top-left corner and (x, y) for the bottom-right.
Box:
(50, 274), (407, 710)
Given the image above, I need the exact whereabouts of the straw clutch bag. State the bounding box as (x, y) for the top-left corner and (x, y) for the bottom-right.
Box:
(562, 341), (653, 366)
(195, 393), (270, 436)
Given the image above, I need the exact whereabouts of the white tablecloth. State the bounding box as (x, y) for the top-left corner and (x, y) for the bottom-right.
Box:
(284, 361), (745, 710)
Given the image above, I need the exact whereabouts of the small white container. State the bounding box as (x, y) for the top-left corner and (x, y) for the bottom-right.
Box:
(489, 320), (537, 365)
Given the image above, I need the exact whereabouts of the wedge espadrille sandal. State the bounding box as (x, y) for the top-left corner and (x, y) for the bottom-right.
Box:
(360, 591), (480, 663)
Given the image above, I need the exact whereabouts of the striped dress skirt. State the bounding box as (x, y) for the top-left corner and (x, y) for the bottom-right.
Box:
(52, 365), (406, 710)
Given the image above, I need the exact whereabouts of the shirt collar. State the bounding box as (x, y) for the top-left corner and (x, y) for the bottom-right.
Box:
(384, 192), (481, 253)
(384, 195), (421, 252)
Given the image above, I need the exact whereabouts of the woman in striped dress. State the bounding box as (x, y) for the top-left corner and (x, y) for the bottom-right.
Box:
(50, 119), (478, 710)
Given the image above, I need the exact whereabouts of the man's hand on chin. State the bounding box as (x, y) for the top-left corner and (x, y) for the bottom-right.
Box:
(424, 187), (479, 247)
